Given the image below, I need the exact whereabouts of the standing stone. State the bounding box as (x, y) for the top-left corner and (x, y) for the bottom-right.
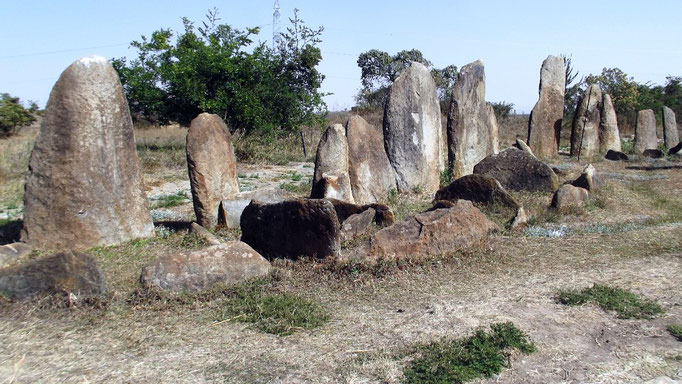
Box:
(346, 116), (396, 203)
(634, 109), (658, 154)
(21, 56), (154, 250)
(186, 114), (239, 229)
(311, 124), (354, 203)
(527, 55), (565, 158)
(383, 62), (443, 193)
(570, 84), (602, 159)
(599, 94), (621, 153)
(447, 60), (499, 179)
(662, 106), (679, 150)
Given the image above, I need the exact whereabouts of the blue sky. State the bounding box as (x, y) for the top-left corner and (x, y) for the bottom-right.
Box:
(2, 1), (681, 113)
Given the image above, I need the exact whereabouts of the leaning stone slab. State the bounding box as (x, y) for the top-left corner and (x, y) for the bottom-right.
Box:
(527, 55), (565, 158)
(187, 113), (240, 229)
(447, 60), (499, 179)
(634, 109), (658, 154)
(571, 164), (600, 192)
(663, 106), (679, 150)
(514, 138), (535, 158)
(240, 199), (341, 260)
(140, 242), (270, 292)
(434, 174), (519, 210)
(571, 84), (602, 159)
(21, 56), (154, 250)
(473, 148), (559, 192)
(384, 62), (443, 193)
(0, 251), (106, 299)
(189, 222), (222, 246)
(311, 124), (354, 203)
(0, 243), (32, 267)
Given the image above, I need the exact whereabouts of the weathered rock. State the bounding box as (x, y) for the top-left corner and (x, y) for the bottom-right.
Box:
(634, 109), (658, 154)
(510, 207), (528, 231)
(340, 208), (376, 242)
(140, 242), (270, 292)
(218, 187), (285, 229)
(383, 62), (443, 193)
(514, 138), (535, 158)
(599, 94), (621, 152)
(572, 164), (600, 192)
(240, 199), (340, 260)
(571, 85), (602, 159)
(605, 150), (629, 161)
(363, 200), (494, 261)
(434, 174), (519, 210)
(0, 243), (32, 267)
(642, 149), (665, 159)
(326, 198), (395, 227)
(189, 222), (222, 246)
(669, 142), (682, 155)
(473, 148), (559, 192)
(426, 200), (457, 212)
(446, 60), (499, 179)
(186, 113), (239, 229)
(663, 106), (679, 150)
(551, 185), (589, 210)
(21, 56), (154, 250)
(0, 251), (106, 299)
(311, 124), (354, 202)
(527, 55), (565, 158)
(346, 115), (397, 204)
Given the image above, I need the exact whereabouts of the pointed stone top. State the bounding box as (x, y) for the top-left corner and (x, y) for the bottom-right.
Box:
(77, 55), (108, 66)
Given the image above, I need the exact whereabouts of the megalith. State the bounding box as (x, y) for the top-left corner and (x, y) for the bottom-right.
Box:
(186, 113), (239, 229)
(383, 62), (443, 193)
(311, 124), (354, 203)
(662, 106), (679, 150)
(21, 56), (154, 250)
(446, 60), (499, 179)
(527, 55), (565, 158)
(634, 109), (658, 154)
(346, 116), (396, 204)
(599, 94), (621, 153)
(570, 84), (602, 159)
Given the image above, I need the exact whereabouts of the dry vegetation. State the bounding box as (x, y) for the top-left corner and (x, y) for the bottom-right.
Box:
(1, 115), (682, 383)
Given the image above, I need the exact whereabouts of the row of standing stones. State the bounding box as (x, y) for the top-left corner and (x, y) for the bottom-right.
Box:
(0, 54), (678, 300)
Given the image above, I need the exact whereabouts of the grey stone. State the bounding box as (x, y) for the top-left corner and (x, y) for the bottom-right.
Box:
(515, 138), (535, 158)
(571, 84), (602, 159)
(21, 56), (154, 250)
(605, 150), (629, 161)
(473, 148), (559, 192)
(599, 94), (621, 153)
(140, 242), (271, 292)
(663, 106), (679, 150)
(527, 55), (565, 158)
(447, 60), (499, 179)
(571, 164), (600, 191)
(384, 62), (443, 193)
(634, 109), (658, 154)
(311, 124), (354, 203)
(340, 208), (375, 242)
(186, 113), (239, 229)
(434, 174), (519, 210)
(510, 207), (528, 231)
(0, 242), (32, 268)
(218, 187), (285, 229)
(551, 184), (589, 210)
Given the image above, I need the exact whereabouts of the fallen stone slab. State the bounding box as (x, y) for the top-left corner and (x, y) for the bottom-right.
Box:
(473, 148), (559, 192)
(218, 186), (286, 228)
(326, 198), (395, 227)
(0, 251), (106, 299)
(642, 149), (665, 159)
(605, 150), (629, 161)
(189, 222), (222, 246)
(340, 208), (376, 243)
(434, 174), (519, 210)
(140, 242), (270, 292)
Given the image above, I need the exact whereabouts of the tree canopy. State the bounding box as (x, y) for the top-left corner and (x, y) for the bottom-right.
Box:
(0, 93), (36, 137)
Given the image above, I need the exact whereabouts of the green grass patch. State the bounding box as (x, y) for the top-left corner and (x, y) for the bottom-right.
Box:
(628, 182), (682, 224)
(279, 181), (310, 195)
(151, 191), (189, 208)
(668, 324), (682, 341)
(556, 284), (664, 319)
(403, 322), (536, 384)
(217, 279), (329, 336)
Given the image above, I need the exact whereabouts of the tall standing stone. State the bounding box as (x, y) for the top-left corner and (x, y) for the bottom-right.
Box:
(186, 113), (239, 229)
(527, 55), (565, 158)
(662, 106), (679, 150)
(446, 60), (499, 179)
(21, 56), (154, 250)
(311, 124), (354, 203)
(346, 116), (396, 204)
(383, 62), (442, 193)
(634, 109), (658, 154)
(570, 84), (602, 159)
(599, 94), (621, 153)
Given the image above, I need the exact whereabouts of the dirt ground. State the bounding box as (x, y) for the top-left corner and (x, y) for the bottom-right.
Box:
(1, 120), (682, 383)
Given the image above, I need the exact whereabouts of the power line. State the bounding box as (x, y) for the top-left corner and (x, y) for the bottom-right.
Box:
(0, 43), (129, 60)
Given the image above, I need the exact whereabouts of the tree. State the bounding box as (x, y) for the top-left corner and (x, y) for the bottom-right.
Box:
(0, 93), (36, 137)
(562, 54), (581, 123)
(584, 67), (639, 123)
(490, 101), (515, 121)
(112, 8), (327, 135)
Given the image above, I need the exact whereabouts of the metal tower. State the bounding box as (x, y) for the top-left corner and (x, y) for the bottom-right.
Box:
(272, 0), (281, 49)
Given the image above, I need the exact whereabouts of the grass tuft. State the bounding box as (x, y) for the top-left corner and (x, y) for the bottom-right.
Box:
(556, 284), (664, 319)
(151, 191), (189, 208)
(668, 324), (682, 341)
(403, 322), (536, 384)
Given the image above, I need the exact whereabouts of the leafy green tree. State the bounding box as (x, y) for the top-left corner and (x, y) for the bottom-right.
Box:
(112, 8), (327, 135)
(490, 101), (515, 121)
(562, 54), (581, 123)
(0, 93), (36, 137)
(584, 67), (640, 123)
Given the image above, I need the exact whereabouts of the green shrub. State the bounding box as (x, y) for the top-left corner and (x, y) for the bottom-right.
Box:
(668, 324), (682, 341)
(557, 284), (664, 319)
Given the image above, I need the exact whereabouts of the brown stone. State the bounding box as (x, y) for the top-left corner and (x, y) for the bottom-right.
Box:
(311, 173), (355, 203)
(571, 164), (600, 192)
(634, 109), (658, 154)
(21, 56), (154, 250)
(434, 174), (519, 210)
(326, 198), (395, 227)
(0, 250), (106, 299)
(514, 138), (535, 158)
(189, 222), (222, 246)
(346, 116), (397, 204)
(186, 113), (239, 229)
(663, 106), (679, 150)
(599, 94), (621, 153)
(473, 148), (559, 192)
(605, 150), (629, 161)
(551, 185), (589, 210)
(527, 55), (565, 158)
(426, 200), (457, 212)
(510, 207), (528, 231)
(240, 199), (341, 260)
(571, 85), (602, 159)
(0, 242), (33, 268)
(340, 208), (376, 242)
(311, 124), (354, 202)
(447, 60), (499, 179)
